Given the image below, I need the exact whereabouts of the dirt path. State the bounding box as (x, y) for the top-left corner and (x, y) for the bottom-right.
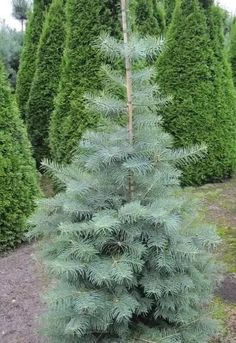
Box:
(0, 244), (43, 343)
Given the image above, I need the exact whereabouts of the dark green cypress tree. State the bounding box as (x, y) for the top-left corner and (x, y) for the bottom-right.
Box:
(49, 0), (121, 163)
(0, 62), (38, 251)
(26, 0), (66, 166)
(229, 19), (236, 86)
(206, 5), (236, 180)
(156, 0), (236, 185)
(135, 0), (165, 35)
(16, 0), (51, 119)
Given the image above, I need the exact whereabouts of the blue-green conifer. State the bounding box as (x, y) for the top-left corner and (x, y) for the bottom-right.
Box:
(31, 24), (220, 343)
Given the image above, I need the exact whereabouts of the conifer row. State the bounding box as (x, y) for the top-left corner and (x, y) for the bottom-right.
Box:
(26, 0), (66, 165)
(49, 0), (122, 163)
(156, 0), (236, 185)
(16, 0), (236, 186)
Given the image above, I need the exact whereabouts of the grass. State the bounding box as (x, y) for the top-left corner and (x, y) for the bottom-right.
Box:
(192, 177), (236, 272)
(191, 176), (236, 341)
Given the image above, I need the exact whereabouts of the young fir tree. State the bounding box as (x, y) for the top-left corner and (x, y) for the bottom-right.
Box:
(135, 0), (165, 36)
(30, 2), (220, 341)
(229, 19), (236, 86)
(16, 0), (51, 119)
(49, 0), (121, 163)
(156, 0), (236, 185)
(26, 0), (66, 166)
(0, 62), (38, 251)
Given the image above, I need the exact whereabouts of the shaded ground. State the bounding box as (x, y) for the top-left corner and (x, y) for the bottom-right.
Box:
(192, 176), (236, 342)
(0, 176), (235, 342)
(0, 244), (44, 343)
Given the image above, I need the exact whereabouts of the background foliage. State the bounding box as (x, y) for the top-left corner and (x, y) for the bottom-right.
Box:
(26, 0), (66, 166)
(135, 0), (165, 35)
(0, 25), (23, 88)
(49, 0), (121, 163)
(229, 19), (236, 86)
(156, 0), (236, 185)
(16, 0), (52, 119)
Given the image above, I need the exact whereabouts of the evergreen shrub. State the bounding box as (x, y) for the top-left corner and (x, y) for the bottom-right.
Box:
(156, 0), (236, 185)
(135, 0), (165, 35)
(0, 62), (38, 251)
(16, 0), (51, 119)
(206, 5), (236, 183)
(229, 19), (236, 86)
(49, 0), (121, 163)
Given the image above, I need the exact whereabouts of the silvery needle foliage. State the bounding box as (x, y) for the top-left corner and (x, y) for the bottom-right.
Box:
(29, 33), (221, 343)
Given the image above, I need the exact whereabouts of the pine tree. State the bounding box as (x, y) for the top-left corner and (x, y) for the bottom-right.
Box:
(135, 0), (165, 36)
(0, 62), (38, 251)
(49, 0), (121, 163)
(30, 2), (220, 341)
(156, 0), (236, 185)
(16, 0), (51, 119)
(229, 19), (236, 86)
(26, 0), (66, 166)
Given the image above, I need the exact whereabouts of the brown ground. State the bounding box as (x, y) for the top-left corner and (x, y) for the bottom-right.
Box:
(0, 244), (44, 343)
(0, 176), (235, 343)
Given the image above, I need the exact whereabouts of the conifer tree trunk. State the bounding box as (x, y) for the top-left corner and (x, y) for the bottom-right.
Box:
(121, 0), (133, 142)
(121, 0), (134, 199)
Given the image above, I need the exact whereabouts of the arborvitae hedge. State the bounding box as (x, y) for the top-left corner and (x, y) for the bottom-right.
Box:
(26, 0), (66, 166)
(229, 19), (236, 86)
(0, 62), (38, 251)
(16, 0), (51, 119)
(49, 0), (121, 163)
(135, 0), (165, 36)
(156, 0), (236, 185)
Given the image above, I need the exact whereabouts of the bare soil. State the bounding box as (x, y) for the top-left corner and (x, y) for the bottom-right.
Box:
(0, 244), (43, 343)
